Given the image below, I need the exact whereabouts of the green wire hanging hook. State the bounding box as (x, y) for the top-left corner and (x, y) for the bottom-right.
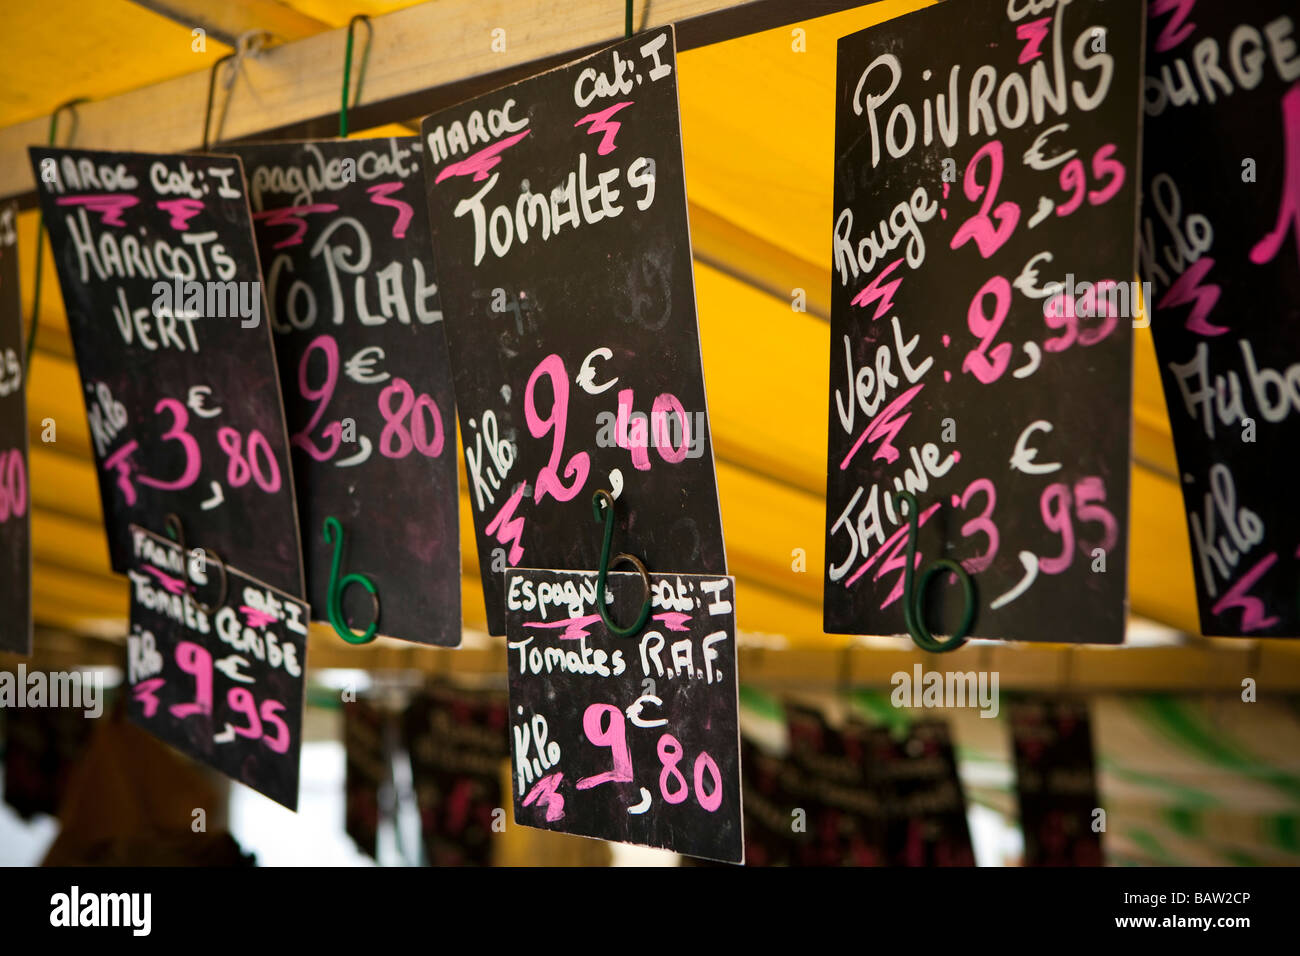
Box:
(323, 516), (380, 644)
(27, 97), (90, 373)
(340, 14), (374, 138)
(201, 50), (237, 152)
(592, 489), (652, 637)
(892, 490), (976, 654)
(625, 0), (634, 38)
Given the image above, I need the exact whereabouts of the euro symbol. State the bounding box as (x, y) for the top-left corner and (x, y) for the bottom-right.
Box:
(1022, 123), (1076, 171)
(214, 654), (254, 683)
(1010, 420), (1061, 475)
(626, 693), (667, 729)
(577, 347), (616, 395)
(187, 385), (222, 418)
(344, 346), (389, 385)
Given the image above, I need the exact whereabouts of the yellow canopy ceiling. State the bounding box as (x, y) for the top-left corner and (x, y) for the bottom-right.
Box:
(5, 0), (1199, 649)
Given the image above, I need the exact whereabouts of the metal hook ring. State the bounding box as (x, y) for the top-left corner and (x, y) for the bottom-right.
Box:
(163, 512), (228, 615)
(891, 490), (975, 654)
(334, 573), (381, 644)
(601, 552), (653, 637)
(591, 489), (651, 637)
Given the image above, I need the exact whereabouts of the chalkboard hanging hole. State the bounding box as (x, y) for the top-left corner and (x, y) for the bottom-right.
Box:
(162, 512), (229, 616)
(27, 97), (90, 374)
(592, 489), (652, 637)
(890, 490), (975, 654)
(339, 15), (374, 139)
(323, 516), (380, 645)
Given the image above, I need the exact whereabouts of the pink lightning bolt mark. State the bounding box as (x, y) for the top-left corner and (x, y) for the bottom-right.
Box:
(574, 101), (634, 156)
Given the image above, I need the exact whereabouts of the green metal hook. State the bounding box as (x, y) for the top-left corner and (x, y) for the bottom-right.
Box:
(892, 490), (975, 653)
(323, 516), (379, 644)
(592, 490), (652, 637)
(340, 14), (373, 138)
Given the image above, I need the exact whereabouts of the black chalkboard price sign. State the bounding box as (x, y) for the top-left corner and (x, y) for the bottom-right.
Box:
(1142, 0), (1300, 637)
(1008, 695), (1102, 866)
(343, 697), (389, 859)
(125, 524), (308, 810)
(825, 0), (1145, 644)
(404, 684), (509, 866)
(27, 148), (303, 598)
(0, 200), (31, 655)
(222, 138), (461, 646)
(420, 26), (725, 635)
(505, 567), (742, 863)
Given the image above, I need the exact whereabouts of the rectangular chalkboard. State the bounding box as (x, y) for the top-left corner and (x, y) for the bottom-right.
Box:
(420, 26), (725, 635)
(221, 138), (461, 646)
(1008, 695), (1103, 866)
(404, 684), (508, 866)
(0, 201), (30, 655)
(343, 697), (388, 859)
(28, 148), (303, 598)
(864, 717), (974, 866)
(124, 524), (308, 810)
(784, 705), (888, 866)
(825, 0), (1144, 644)
(1142, 1), (1300, 636)
(505, 567), (742, 863)
(732, 736), (805, 867)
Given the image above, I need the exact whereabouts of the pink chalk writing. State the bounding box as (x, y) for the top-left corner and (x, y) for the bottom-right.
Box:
(951, 140), (1020, 259)
(145, 565), (188, 595)
(156, 198), (205, 231)
(653, 611), (692, 631)
(1211, 552), (1280, 633)
(1250, 85), (1300, 270)
(241, 605), (278, 628)
(292, 335), (343, 462)
(1149, 0), (1197, 53)
(523, 771), (566, 821)
(1158, 257), (1224, 336)
(1015, 17), (1051, 64)
(526, 354), (589, 502)
(524, 614), (603, 640)
(840, 382), (924, 469)
(486, 483), (527, 567)
(574, 101), (634, 156)
(366, 182), (413, 238)
(253, 204), (339, 249)
(435, 129), (531, 184)
(56, 194), (139, 227)
(850, 256), (905, 320)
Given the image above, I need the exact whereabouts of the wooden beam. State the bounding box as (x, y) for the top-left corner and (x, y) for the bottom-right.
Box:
(127, 0), (330, 48)
(0, 0), (877, 205)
